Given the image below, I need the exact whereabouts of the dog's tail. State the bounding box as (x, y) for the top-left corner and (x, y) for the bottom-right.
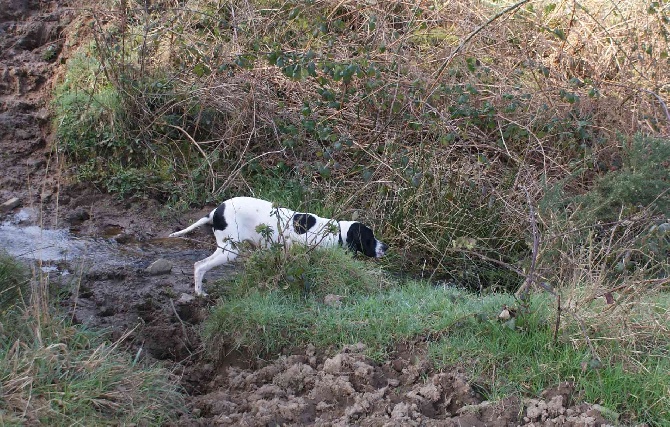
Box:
(169, 213), (213, 237)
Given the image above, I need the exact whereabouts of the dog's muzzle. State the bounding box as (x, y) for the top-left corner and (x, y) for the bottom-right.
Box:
(376, 241), (389, 258)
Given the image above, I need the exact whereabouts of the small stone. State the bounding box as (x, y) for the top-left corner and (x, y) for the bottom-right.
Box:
(581, 416), (596, 425)
(114, 233), (134, 244)
(458, 401), (492, 414)
(98, 306), (115, 317)
(591, 404), (619, 422)
(145, 258), (172, 275)
(323, 354), (344, 374)
(316, 401), (333, 411)
(324, 294), (343, 307)
(1, 197), (21, 212)
(176, 293), (195, 304)
(67, 207), (90, 224)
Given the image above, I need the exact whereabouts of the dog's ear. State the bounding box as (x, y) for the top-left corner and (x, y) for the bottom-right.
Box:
(346, 222), (377, 257)
(293, 213), (317, 234)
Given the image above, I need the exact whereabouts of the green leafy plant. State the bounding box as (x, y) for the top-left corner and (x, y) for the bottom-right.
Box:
(577, 135), (670, 222)
(214, 245), (386, 300)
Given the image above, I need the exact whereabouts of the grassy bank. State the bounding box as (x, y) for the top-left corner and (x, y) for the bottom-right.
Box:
(0, 253), (184, 425)
(203, 246), (669, 425)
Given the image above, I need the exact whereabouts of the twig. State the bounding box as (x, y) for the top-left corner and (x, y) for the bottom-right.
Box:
(605, 82), (670, 133)
(455, 248), (526, 278)
(139, 0), (150, 76)
(213, 91), (259, 196)
(515, 188), (540, 302)
(167, 124), (216, 191)
(214, 148), (286, 197)
(170, 298), (192, 347)
(429, 0), (533, 92)
(119, 0), (127, 76)
(640, 88), (670, 127)
(332, 0), (534, 169)
(568, 311), (599, 361)
(553, 294), (561, 344)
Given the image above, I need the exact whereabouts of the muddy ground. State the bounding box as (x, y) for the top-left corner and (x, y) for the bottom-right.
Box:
(0, 1), (622, 425)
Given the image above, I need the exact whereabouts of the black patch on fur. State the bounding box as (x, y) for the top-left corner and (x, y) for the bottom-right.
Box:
(346, 222), (377, 257)
(212, 203), (228, 231)
(293, 213), (317, 235)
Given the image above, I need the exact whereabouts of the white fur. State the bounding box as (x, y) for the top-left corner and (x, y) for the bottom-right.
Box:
(169, 197), (384, 296)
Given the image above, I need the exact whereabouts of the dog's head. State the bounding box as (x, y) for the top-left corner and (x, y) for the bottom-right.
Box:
(341, 221), (389, 258)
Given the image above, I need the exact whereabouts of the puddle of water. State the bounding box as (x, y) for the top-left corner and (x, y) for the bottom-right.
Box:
(0, 223), (85, 261)
(0, 209), (212, 273)
(0, 209), (125, 272)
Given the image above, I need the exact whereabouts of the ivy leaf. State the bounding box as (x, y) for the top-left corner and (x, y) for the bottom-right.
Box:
(552, 28), (566, 40)
(307, 61), (317, 77)
(193, 63), (210, 77)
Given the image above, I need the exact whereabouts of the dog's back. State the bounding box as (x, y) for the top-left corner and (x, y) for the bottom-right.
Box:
(222, 197), (339, 248)
(170, 197), (337, 247)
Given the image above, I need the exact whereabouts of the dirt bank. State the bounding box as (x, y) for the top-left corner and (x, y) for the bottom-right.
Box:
(0, 1), (621, 425)
(175, 343), (614, 426)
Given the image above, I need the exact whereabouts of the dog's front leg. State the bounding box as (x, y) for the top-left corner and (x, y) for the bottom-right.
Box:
(193, 245), (238, 296)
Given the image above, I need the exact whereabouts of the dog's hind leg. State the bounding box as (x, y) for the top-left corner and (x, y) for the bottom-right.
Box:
(193, 245), (238, 296)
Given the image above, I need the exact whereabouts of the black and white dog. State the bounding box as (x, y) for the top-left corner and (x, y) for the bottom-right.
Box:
(169, 197), (388, 295)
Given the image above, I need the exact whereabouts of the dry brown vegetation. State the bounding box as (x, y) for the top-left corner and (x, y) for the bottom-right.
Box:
(54, 0), (669, 347)
(56, 0), (669, 282)
(34, 0), (670, 422)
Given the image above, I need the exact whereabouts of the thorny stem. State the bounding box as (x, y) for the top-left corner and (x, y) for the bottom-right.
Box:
(515, 188), (540, 303)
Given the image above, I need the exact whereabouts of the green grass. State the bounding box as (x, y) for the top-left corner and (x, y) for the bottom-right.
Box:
(0, 251), (28, 313)
(204, 246), (670, 425)
(205, 269), (514, 359)
(0, 255), (184, 425)
(211, 245), (387, 299)
(429, 306), (583, 396)
(430, 307), (670, 424)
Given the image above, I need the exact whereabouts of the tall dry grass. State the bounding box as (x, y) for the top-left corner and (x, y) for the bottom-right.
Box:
(0, 254), (184, 424)
(55, 0), (669, 337)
